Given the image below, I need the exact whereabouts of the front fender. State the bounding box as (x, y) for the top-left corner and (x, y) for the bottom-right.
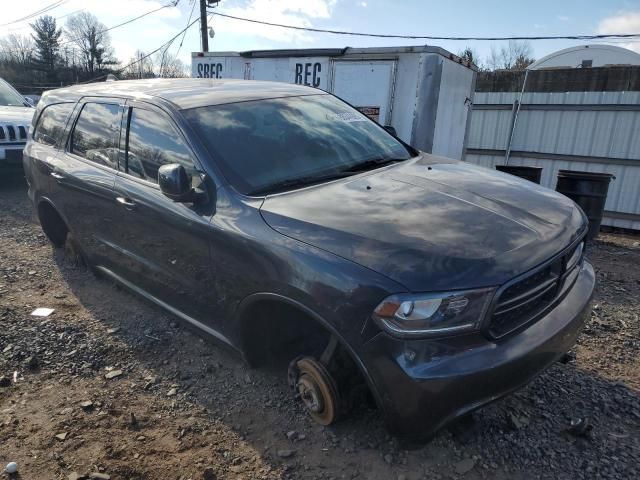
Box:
(235, 291), (387, 415)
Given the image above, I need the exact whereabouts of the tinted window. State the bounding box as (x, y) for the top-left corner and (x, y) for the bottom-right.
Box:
(71, 102), (121, 169)
(125, 107), (195, 183)
(33, 103), (74, 147)
(182, 94), (412, 195)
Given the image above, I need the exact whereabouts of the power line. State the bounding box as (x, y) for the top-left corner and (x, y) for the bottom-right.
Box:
(118, 15), (200, 74)
(175, 0), (198, 59)
(158, 30), (181, 77)
(209, 10), (640, 42)
(55, 8), (84, 21)
(1, 0), (69, 27)
(60, 1), (179, 49)
(0, 1), (179, 56)
(15, 15), (199, 90)
(78, 15), (201, 84)
(5, 6), (83, 32)
(2, 2), (188, 85)
(159, 2), (201, 77)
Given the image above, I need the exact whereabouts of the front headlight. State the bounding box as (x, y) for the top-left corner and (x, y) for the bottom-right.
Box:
(372, 288), (495, 338)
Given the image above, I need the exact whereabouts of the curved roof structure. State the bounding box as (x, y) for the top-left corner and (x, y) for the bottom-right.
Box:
(529, 44), (640, 70)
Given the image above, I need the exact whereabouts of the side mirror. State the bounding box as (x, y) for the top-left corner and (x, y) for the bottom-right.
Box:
(24, 96), (35, 107)
(383, 125), (397, 136)
(158, 164), (195, 202)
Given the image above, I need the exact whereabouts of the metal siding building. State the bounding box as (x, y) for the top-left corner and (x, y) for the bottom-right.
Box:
(465, 64), (640, 231)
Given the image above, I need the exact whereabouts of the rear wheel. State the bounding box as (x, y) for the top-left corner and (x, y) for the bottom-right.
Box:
(38, 202), (68, 248)
(38, 202), (87, 268)
(63, 232), (86, 268)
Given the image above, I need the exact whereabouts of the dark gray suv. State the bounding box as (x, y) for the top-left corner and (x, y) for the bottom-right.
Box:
(23, 79), (594, 438)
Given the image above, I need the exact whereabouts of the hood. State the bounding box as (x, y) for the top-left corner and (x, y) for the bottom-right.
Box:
(0, 105), (34, 125)
(260, 155), (586, 292)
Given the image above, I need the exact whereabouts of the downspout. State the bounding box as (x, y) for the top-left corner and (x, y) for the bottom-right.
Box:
(461, 68), (477, 161)
(504, 68), (529, 165)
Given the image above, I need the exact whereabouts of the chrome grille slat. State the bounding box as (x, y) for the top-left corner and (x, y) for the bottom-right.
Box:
(487, 241), (584, 338)
(0, 124), (29, 144)
(493, 279), (559, 316)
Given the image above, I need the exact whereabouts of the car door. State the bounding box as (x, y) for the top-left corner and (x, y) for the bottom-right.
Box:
(46, 98), (124, 267)
(23, 102), (75, 199)
(110, 100), (216, 325)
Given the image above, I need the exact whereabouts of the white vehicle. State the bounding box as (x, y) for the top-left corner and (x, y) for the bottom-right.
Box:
(192, 46), (476, 160)
(0, 78), (35, 171)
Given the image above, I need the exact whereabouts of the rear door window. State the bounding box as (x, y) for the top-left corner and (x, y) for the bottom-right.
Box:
(70, 102), (121, 169)
(33, 103), (74, 147)
(124, 107), (196, 183)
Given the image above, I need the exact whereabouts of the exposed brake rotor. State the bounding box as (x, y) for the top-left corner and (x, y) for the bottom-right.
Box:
(289, 356), (339, 426)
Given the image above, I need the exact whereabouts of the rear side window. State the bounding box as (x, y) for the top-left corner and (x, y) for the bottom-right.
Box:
(33, 103), (74, 147)
(71, 102), (121, 169)
(125, 107), (196, 183)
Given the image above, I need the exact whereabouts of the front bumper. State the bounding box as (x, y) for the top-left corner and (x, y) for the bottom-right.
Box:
(0, 145), (25, 169)
(361, 260), (595, 438)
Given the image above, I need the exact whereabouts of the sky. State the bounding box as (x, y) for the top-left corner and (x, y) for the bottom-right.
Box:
(3, 0), (640, 70)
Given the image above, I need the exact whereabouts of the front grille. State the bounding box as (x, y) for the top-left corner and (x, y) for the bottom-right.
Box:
(488, 241), (584, 338)
(0, 124), (29, 144)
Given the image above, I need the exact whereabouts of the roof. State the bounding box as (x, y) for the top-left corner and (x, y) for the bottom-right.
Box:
(41, 78), (322, 110)
(529, 44), (640, 70)
(192, 45), (476, 70)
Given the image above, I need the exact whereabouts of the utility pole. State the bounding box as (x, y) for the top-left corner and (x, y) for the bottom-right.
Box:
(200, 0), (209, 52)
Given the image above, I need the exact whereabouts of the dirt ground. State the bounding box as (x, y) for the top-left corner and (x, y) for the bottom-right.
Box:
(0, 174), (639, 480)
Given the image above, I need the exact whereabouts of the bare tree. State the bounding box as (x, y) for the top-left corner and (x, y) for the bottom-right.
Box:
(121, 50), (155, 79)
(0, 34), (35, 65)
(458, 47), (480, 68)
(65, 12), (114, 74)
(488, 40), (535, 71)
(119, 50), (187, 79)
(155, 51), (187, 78)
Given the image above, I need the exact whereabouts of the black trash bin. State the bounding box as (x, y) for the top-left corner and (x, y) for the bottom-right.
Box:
(555, 170), (614, 240)
(495, 165), (543, 184)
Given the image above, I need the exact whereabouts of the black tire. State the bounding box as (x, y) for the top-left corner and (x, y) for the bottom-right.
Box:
(63, 232), (87, 269)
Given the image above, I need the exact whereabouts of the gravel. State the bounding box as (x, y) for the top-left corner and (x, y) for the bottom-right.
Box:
(1, 175), (638, 479)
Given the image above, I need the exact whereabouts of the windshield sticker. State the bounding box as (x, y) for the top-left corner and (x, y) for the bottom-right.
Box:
(328, 112), (367, 123)
(356, 106), (380, 123)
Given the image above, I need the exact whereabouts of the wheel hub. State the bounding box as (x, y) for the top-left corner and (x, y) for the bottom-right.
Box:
(289, 356), (339, 426)
(297, 374), (324, 413)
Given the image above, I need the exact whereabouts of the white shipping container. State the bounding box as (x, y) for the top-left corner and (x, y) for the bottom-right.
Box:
(191, 46), (476, 160)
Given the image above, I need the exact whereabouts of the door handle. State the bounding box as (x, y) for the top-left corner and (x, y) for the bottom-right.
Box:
(116, 196), (136, 208)
(50, 172), (64, 180)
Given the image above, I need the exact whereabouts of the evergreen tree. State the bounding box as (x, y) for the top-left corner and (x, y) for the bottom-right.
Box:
(30, 15), (62, 82)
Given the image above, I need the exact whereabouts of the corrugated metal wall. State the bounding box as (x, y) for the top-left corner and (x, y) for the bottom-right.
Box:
(464, 90), (640, 230)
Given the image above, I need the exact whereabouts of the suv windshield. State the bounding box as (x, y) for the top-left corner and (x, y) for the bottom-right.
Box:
(182, 94), (413, 195)
(0, 79), (28, 107)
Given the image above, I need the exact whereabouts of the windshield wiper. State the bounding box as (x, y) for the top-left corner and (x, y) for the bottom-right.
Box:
(342, 157), (407, 173)
(248, 171), (355, 196)
(248, 157), (408, 196)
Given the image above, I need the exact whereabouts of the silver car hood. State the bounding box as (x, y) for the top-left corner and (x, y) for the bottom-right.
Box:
(0, 106), (34, 125)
